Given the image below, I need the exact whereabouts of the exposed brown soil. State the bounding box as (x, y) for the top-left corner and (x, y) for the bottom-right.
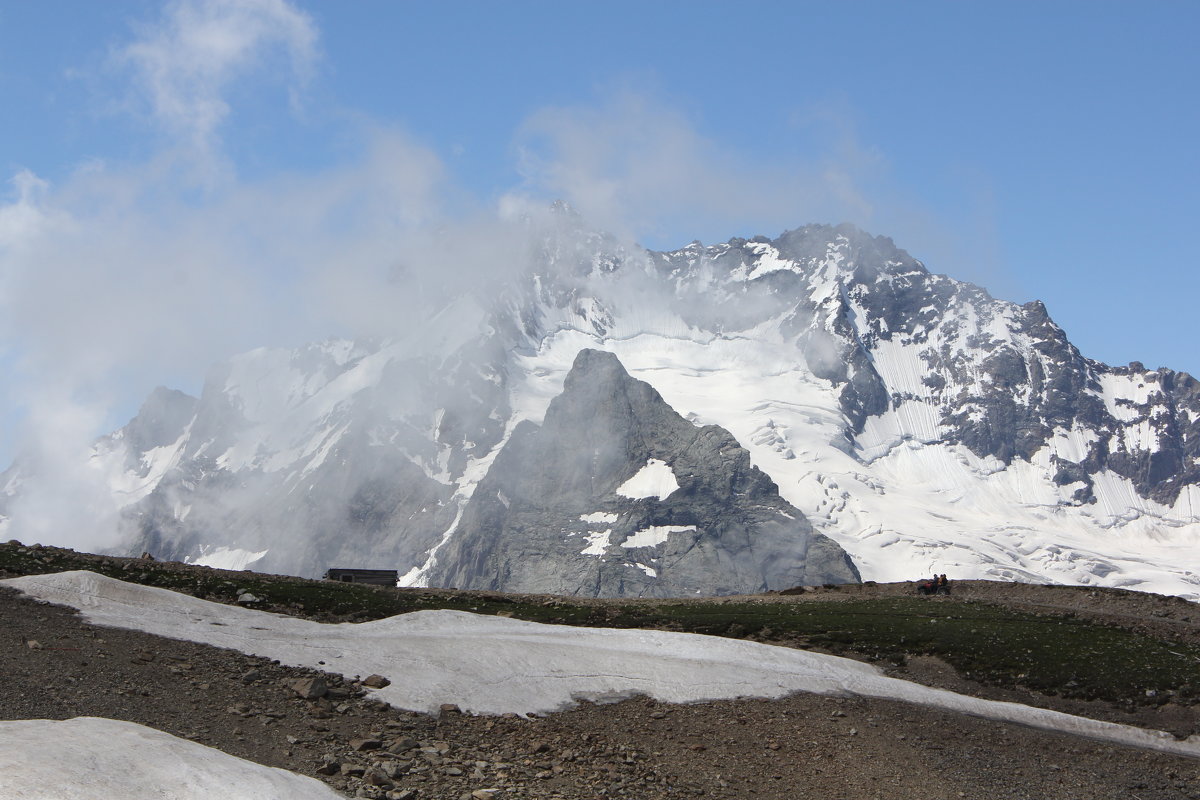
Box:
(3, 579), (1200, 800)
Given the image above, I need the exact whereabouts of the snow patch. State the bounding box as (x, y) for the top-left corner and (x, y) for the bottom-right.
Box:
(743, 242), (796, 280)
(0, 717), (344, 799)
(398, 508), (465, 588)
(615, 459), (679, 501)
(186, 547), (268, 572)
(581, 530), (612, 556)
(1096, 373), (1144, 423)
(621, 525), (696, 548)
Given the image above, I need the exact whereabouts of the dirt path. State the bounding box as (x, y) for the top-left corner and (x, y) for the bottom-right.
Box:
(3, 584), (1199, 800)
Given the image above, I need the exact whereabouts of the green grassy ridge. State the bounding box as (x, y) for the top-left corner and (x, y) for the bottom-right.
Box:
(2, 542), (1198, 707)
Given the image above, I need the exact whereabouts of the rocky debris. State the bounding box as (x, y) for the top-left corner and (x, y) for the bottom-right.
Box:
(362, 675), (390, 689)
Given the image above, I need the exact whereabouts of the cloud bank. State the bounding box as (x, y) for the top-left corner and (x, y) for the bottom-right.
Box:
(0, 0), (922, 552)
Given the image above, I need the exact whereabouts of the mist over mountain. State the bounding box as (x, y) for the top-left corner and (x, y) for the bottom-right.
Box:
(2, 214), (1197, 598)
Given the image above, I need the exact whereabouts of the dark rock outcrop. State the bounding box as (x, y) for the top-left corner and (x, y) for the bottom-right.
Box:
(426, 349), (860, 597)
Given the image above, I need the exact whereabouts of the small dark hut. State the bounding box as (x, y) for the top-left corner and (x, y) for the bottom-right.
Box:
(323, 568), (398, 586)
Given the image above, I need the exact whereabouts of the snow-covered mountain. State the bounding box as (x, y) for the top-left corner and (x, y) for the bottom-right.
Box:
(3, 215), (1198, 597)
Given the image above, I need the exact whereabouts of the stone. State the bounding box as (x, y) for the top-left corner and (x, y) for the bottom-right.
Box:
(352, 738), (384, 751)
(365, 768), (394, 787)
(236, 592), (260, 604)
(363, 674), (391, 689)
(290, 676), (328, 700)
(388, 736), (420, 753)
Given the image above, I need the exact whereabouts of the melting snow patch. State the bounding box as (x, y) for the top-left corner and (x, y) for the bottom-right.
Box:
(621, 525), (696, 548)
(580, 512), (619, 524)
(615, 459), (679, 500)
(6, 571), (1200, 758)
(0, 717), (344, 800)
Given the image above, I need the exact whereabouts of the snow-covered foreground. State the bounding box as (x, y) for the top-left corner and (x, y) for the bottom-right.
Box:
(4, 571), (1200, 759)
(0, 717), (343, 800)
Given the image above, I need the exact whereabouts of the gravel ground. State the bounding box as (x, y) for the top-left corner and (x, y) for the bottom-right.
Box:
(3, 580), (1200, 800)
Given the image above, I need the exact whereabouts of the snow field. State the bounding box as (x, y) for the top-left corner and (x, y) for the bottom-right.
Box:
(4, 571), (1199, 759)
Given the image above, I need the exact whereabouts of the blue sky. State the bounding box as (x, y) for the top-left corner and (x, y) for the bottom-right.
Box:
(0, 0), (1197, 466)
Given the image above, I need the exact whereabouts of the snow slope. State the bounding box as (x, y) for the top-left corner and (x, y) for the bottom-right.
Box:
(0, 717), (344, 800)
(4, 571), (1199, 759)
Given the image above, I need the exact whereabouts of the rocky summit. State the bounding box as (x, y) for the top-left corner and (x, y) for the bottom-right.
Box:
(426, 349), (859, 596)
(2, 217), (1198, 597)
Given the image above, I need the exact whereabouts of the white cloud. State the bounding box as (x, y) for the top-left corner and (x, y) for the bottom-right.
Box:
(115, 0), (318, 154)
(511, 91), (879, 247)
(0, 127), (452, 548)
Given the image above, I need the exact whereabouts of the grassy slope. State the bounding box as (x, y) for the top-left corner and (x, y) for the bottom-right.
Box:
(2, 541), (1197, 708)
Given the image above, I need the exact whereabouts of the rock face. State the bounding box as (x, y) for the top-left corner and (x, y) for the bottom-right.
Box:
(427, 350), (859, 596)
